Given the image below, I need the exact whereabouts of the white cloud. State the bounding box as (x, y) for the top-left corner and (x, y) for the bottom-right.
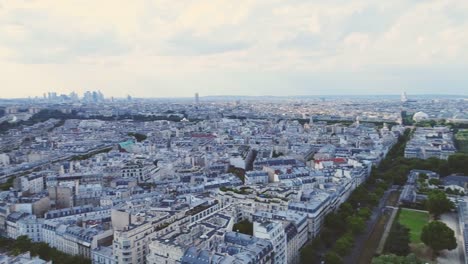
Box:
(0, 0), (467, 97)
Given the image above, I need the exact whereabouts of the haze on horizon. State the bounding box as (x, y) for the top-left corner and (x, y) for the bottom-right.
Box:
(1, 0), (468, 98)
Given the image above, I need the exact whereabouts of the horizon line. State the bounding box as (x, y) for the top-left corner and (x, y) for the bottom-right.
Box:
(1, 93), (468, 100)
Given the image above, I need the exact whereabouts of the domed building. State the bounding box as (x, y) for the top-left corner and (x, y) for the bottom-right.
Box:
(413, 111), (429, 122)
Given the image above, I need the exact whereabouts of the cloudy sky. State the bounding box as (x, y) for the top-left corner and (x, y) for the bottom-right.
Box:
(1, 0), (467, 98)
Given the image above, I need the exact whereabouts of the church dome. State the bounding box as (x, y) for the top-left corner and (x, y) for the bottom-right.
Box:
(413, 111), (429, 122)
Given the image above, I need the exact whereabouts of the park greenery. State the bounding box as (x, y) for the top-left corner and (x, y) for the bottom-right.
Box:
(426, 190), (454, 218)
(333, 232), (354, 256)
(401, 111), (414, 126)
(70, 147), (113, 161)
(127, 132), (148, 142)
(372, 254), (422, 264)
(455, 129), (468, 153)
(397, 209), (429, 244)
(219, 186), (250, 195)
(418, 173), (428, 181)
(402, 113), (468, 129)
(0, 176), (14, 191)
(420, 221), (457, 258)
(301, 126), (468, 264)
(0, 108), (197, 134)
(300, 129), (412, 263)
(378, 153), (468, 185)
(428, 178), (442, 186)
(228, 166), (246, 183)
(0, 236), (90, 264)
(384, 222), (411, 256)
(383, 191), (455, 261)
(0, 109), (76, 133)
(324, 251), (342, 264)
(233, 219), (253, 236)
(379, 206), (431, 262)
(446, 187), (465, 196)
(272, 150), (284, 158)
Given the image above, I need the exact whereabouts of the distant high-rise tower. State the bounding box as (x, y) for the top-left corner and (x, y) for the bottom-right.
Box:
(195, 93), (199, 104)
(401, 92), (408, 103)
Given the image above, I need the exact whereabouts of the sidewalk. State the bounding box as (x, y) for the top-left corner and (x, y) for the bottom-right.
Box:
(376, 206), (399, 254)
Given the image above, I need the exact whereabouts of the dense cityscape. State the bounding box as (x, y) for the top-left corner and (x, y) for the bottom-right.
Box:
(1, 1), (468, 263)
(0, 92), (467, 264)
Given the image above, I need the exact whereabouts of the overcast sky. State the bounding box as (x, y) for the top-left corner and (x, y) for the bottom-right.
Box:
(1, 0), (467, 98)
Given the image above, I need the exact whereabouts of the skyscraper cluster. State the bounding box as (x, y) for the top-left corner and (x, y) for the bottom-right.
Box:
(42, 90), (105, 102)
(83, 91), (105, 103)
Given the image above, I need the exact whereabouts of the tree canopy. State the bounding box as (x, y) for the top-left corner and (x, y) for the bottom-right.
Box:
(426, 190), (454, 218)
(127, 132), (147, 142)
(0, 236), (90, 264)
(372, 254), (422, 264)
(324, 251), (342, 264)
(347, 215), (365, 235)
(333, 233), (354, 256)
(421, 221), (457, 255)
(233, 219), (253, 236)
(448, 153), (468, 175)
(384, 223), (411, 256)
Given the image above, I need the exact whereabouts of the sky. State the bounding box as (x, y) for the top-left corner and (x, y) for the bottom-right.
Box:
(1, 0), (468, 98)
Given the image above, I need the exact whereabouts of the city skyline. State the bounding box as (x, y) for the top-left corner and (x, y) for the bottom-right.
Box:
(1, 94), (467, 264)
(1, 1), (468, 262)
(2, 91), (467, 100)
(1, 0), (468, 98)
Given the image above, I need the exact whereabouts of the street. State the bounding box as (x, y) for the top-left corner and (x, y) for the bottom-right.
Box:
(344, 188), (394, 264)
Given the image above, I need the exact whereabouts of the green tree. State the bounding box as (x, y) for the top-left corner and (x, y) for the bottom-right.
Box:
(31, 242), (52, 260)
(347, 215), (365, 235)
(428, 178), (441, 186)
(421, 221), (457, 258)
(419, 173), (428, 180)
(446, 188), (465, 196)
(13, 236), (32, 255)
(333, 233), (354, 256)
(272, 151), (284, 158)
(338, 202), (354, 218)
(348, 185), (375, 207)
(357, 207), (372, 220)
(384, 223), (410, 256)
(127, 132), (147, 142)
(372, 254), (422, 264)
(324, 251), (342, 264)
(233, 219), (253, 235)
(367, 193), (379, 206)
(448, 153), (468, 175)
(228, 166), (246, 183)
(375, 187), (385, 197)
(300, 239), (320, 264)
(0, 236), (90, 264)
(376, 180), (389, 190)
(0, 237), (13, 251)
(0, 177), (14, 190)
(324, 212), (346, 235)
(324, 212), (340, 228)
(427, 190), (454, 218)
(319, 227), (337, 248)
